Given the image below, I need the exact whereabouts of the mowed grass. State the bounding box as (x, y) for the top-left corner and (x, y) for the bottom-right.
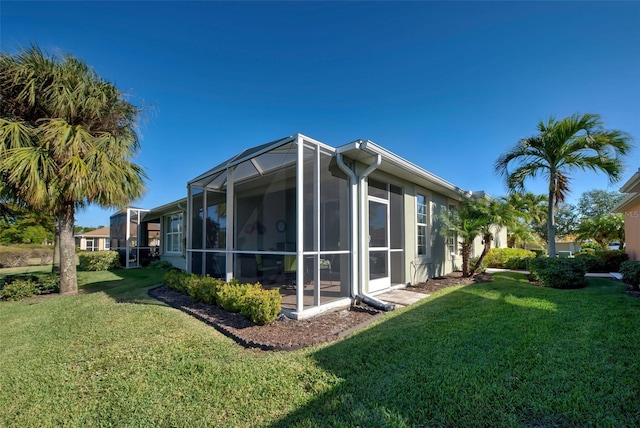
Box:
(1, 269), (639, 427)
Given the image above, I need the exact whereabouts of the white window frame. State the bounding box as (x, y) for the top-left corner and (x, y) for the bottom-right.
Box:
(85, 238), (96, 252)
(165, 213), (183, 255)
(448, 203), (460, 256)
(416, 194), (428, 258)
(104, 238), (110, 250)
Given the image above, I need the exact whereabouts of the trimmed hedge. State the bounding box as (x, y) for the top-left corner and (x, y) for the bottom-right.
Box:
(78, 251), (121, 271)
(574, 252), (606, 272)
(164, 271), (281, 325)
(529, 257), (587, 289)
(484, 248), (537, 269)
(619, 261), (640, 291)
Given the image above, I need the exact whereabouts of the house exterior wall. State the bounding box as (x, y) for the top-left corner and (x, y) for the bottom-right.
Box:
(77, 236), (109, 251)
(159, 212), (186, 270)
(623, 201), (640, 261)
(177, 134), (507, 318)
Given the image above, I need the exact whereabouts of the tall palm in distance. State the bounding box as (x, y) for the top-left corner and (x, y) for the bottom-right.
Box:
(495, 114), (632, 257)
(0, 46), (147, 294)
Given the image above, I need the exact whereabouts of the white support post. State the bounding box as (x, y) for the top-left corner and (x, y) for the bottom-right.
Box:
(225, 168), (234, 282)
(296, 136), (305, 313)
(314, 145), (320, 306)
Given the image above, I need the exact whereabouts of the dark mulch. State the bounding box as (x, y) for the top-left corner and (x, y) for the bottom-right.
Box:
(149, 271), (493, 351)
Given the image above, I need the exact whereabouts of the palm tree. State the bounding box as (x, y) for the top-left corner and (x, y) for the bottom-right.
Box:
(0, 45), (146, 294)
(495, 114), (632, 257)
(501, 192), (546, 248)
(442, 197), (509, 277)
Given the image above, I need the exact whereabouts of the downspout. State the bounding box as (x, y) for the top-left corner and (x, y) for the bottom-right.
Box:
(336, 145), (395, 311)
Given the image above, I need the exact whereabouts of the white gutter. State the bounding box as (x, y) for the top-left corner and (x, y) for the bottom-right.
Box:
(336, 140), (394, 311)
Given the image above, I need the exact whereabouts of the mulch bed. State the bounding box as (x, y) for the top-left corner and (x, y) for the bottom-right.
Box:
(149, 271), (493, 351)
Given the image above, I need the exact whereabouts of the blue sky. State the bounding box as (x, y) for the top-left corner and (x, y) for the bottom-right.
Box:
(2, 1), (639, 227)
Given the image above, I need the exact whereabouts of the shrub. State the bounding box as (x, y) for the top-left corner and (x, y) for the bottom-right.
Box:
(484, 248), (536, 269)
(529, 257), (587, 289)
(580, 241), (601, 251)
(619, 261), (640, 291)
(0, 278), (38, 300)
(469, 256), (488, 273)
(185, 275), (222, 304)
(164, 272), (281, 325)
(241, 287), (282, 325)
(574, 252), (606, 272)
(35, 273), (60, 294)
(530, 249), (547, 258)
(597, 250), (628, 272)
(0, 273), (60, 300)
(78, 251), (120, 271)
(217, 283), (260, 313)
(0, 251), (30, 268)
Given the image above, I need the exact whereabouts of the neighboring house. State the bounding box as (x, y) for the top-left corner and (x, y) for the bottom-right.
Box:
(133, 134), (506, 319)
(109, 208), (161, 268)
(75, 226), (110, 251)
(613, 167), (640, 261)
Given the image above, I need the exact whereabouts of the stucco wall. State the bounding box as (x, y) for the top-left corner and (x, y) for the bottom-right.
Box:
(623, 201), (640, 261)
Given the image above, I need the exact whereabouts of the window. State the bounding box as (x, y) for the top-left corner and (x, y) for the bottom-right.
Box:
(85, 238), (95, 252)
(104, 238), (110, 250)
(448, 204), (459, 256)
(417, 194), (428, 257)
(165, 214), (183, 254)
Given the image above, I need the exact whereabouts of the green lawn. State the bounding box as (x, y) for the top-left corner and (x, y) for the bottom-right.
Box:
(1, 269), (639, 427)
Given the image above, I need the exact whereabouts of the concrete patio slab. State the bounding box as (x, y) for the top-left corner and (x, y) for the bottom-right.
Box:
(377, 289), (430, 307)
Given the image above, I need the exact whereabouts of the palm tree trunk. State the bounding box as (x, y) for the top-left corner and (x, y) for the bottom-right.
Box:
(548, 173), (557, 257)
(51, 216), (61, 273)
(58, 204), (78, 294)
(471, 232), (493, 275)
(461, 243), (472, 277)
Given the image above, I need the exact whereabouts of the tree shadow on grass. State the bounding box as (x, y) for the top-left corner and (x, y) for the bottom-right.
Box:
(268, 275), (639, 427)
(78, 268), (167, 305)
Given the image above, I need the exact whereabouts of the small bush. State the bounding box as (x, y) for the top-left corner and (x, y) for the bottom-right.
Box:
(185, 275), (222, 304)
(574, 252), (606, 272)
(217, 283), (260, 313)
(580, 241), (601, 252)
(0, 273), (60, 300)
(164, 272), (281, 325)
(504, 256), (532, 270)
(530, 249), (547, 258)
(241, 287), (282, 325)
(0, 251), (30, 268)
(78, 251), (120, 271)
(0, 278), (38, 300)
(598, 250), (628, 272)
(484, 248), (536, 269)
(529, 257), (587, 289)
(469, 256), (488, 273)
(619, 261), (640, 291)
(35, 273), (60, 294)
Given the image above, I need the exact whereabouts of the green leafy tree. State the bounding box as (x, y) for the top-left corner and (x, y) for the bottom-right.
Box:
(576, 213), (624, 249)
(576, 189), (625, 219)
(0, 46), (146, 294)
(532, 202), (580, 244)
(0, 205), (54, 244)
(495, 113), (632, 256)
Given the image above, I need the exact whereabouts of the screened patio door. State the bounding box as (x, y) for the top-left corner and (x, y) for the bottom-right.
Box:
(368, 198), (390, 292)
